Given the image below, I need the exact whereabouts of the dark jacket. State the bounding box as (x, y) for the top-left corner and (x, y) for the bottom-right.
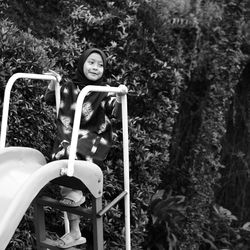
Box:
(45, 80), (121, 162)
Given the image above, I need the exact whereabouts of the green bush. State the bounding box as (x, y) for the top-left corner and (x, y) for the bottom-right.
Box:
(1, 0), (250, 249)
(0, 19), (56, 158)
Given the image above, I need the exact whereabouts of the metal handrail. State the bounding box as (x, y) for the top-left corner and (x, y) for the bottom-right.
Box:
(0, 73), (131, 250)
(65, 84), (131, 249)
(0, 73), (60, 149)
(66, 85), (127, 175)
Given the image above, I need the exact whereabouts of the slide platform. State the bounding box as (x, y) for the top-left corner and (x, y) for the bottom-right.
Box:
(0, 146), (103, 250)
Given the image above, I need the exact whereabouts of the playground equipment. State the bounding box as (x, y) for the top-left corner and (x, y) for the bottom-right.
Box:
(0, 73), (130, 250)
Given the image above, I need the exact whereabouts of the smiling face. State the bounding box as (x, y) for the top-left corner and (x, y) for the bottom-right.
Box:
(83, 52), (104, 81)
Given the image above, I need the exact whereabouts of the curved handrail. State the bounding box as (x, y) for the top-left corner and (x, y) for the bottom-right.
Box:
(65, 84), (131, 250)
(0, 73), (60, 149)
(67, 85), (128, 175)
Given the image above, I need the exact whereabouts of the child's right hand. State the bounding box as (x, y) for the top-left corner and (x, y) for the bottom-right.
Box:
(116, 85), (127, 103)
(43, 69), (62, 82)
(43, 70), (62, 90)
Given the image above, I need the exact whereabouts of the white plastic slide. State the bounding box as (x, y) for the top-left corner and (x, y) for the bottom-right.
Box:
(0, 146), (103, 250)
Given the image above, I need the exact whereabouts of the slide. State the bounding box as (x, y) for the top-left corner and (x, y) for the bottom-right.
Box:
(0, 146), (103, 250)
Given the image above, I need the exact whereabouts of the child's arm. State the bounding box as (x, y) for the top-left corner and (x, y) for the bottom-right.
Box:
(44, 87), (56, 106)
(44, 70), (61, 106)
(105, 93), (122, 120)
(112, 95), (122, 119)
(109, 85), (127, 119)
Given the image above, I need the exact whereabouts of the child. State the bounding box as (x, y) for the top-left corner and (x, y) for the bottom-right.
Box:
(45, 48), (121, 248)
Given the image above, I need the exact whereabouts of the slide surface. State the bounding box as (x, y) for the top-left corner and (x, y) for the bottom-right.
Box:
(0, 147), (103, 250)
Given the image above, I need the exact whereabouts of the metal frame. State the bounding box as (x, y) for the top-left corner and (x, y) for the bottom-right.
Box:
(0, 73), (60, 149)
(0, 73), (131, 250)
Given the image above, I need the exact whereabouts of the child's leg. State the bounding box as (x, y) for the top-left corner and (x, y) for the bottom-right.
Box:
(57, 188), (86, 248)
(57, 213), (86, 248)
(67, 213), (81, 236)
(57, 157), (93, 247)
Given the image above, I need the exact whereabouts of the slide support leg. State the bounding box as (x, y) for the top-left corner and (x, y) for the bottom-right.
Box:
(93, 197), (103, 250)
(33, 200), (47, 250)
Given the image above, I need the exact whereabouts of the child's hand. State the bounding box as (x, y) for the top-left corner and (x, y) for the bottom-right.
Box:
(43, 69), (62, 83)
(43, 70), (62, 91)
(116, 85), (127, 103)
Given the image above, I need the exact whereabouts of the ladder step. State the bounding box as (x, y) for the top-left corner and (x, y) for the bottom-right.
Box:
(40, 238), (86, 249)
(36, 196), (93, 219)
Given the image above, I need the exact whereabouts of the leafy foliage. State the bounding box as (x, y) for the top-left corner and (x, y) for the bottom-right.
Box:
(0, 19), (56, 158)
(1, 0), (250, 249)
(145, 190), (186, 250)
(141, 0), (249, 249)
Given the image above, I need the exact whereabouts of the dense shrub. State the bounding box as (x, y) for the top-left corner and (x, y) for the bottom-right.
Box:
(1, 0), (250, 249)
(0, 19), (56, 157)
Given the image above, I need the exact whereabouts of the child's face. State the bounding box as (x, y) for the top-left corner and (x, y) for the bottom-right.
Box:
(83, 52), (104, 81)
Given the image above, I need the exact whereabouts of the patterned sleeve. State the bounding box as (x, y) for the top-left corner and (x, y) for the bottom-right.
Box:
(44, 88), (56, 106)
(105, 95), (122, 120)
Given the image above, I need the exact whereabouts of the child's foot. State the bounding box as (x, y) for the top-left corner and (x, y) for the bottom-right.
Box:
(59, 196), (85, 207)
(59, 189), (85, 207)
(56, 232), (86, 249)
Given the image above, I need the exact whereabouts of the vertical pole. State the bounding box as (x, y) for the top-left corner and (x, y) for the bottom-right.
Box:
(33, 200), (47, 250)
(55, 81), (61, 117)
(121, 94), (131, 250)
(0, 75), (16, 149)
(93, 197), (103, 250)
(53, 80), (70, 234)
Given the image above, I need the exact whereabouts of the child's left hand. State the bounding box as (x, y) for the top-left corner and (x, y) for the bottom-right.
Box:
(116, 85), (127, 103)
